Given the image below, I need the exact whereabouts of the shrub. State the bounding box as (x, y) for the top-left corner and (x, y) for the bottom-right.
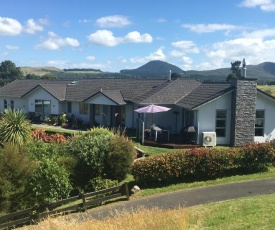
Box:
(131, 143), (274, 185)
(0, 145), (37, 212)
(105, 135), (136, 181)
(67, 127), (114, 188)
(27, 159), (72, 205)
(31, 129), (67, 144)
(88, 176), (118, 192)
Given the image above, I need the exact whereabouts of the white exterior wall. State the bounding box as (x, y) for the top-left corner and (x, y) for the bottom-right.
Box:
(255, 92), (275, 142)
(0, 97), (28, 112)
(196, 93), (232, 145)
(26, 88), (60, 114)
(69, 101), (89, 123)
(125, 104), (134, 128)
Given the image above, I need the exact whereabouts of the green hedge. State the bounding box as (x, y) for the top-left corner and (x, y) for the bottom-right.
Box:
(131, 143), (275, 184)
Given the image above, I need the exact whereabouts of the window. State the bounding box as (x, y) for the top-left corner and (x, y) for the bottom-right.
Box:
(216, 110), (226, 137)
(95, 104), (100, 116)
(67, 102), (72, 113)
(4, 99), (7, 109)
(255, 110), (264, 136)
(10, 100), (14, 110)
(79, 102), (88, 115)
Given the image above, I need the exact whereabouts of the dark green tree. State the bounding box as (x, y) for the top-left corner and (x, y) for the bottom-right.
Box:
(0, 60), (23, 85)
(226, 60), (242, 82)
(25, 73), (40, 79)
(41, 73), (57, 79)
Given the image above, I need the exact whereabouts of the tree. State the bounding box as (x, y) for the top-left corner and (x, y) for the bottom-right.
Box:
(0, 109), (32, 146)
(0, 60), (23, 85)
(226, 60), (242, 82)
(41, 73), (57, 79)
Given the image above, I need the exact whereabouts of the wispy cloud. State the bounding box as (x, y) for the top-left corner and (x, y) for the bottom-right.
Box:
(242, 28), (275, 38)
(96, 15), (131, 28)
(182, 23), (239, 33)
(87, 30), (152, 46)
(5, 45), (19, 50)
(239, 0), (275, 11)
(25, 19), (44, 34)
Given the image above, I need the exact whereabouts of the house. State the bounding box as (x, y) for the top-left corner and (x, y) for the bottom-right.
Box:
(0, 71), (274, 147)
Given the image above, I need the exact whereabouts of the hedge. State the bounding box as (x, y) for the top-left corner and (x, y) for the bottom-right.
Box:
(131, 142), (275, 184)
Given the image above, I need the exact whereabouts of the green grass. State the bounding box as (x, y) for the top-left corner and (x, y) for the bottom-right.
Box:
(125, 167), (275, 199)
(258, 85), (275, 97)
(188, 194), (275, 229)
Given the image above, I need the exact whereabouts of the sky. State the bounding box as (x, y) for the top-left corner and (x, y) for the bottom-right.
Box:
(1, 0), (275, 72)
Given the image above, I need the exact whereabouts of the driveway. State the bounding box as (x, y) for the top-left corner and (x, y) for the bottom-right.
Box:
(73, 178), (275, 220)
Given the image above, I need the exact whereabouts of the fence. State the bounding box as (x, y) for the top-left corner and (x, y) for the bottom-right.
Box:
(0, 182), (130, 229)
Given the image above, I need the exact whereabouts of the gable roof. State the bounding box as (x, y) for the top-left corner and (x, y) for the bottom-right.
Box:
(177, 82), (233, 109)
(0, 78), (234, 109)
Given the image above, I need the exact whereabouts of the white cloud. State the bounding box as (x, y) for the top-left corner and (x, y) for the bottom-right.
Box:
(200, 37), (275, 70)
(5, 45), (19, 50)
(242, 28), (275, 38)
(96, 15), (131, 28)
(171, 40), (199, 56)
(87, 30), (153, 46)
(78, 19), (93, 23)
(157, 18), (167, 23)
(124, 31), (153, 43)
(181, 56), (193, 70)
(239, 0), (275, 11)
(172, 40), (196, 49)
(86, 56), (95, 61)
(182, 23), (238, 33)
(25, 18), (44, 34)
(170, 50), (184, 57)
(130, 48), (166, 63)
(36, 33), (80, 50)
(0, 17), (23, 36)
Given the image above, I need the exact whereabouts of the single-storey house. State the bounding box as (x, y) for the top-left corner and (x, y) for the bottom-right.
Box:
(0, 73), (274, 146)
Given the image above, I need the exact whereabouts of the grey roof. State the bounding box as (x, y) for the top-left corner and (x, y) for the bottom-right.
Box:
(177, 82), (233, 109)
(0, 79), (234, 109)
(84, 90), (126, 105)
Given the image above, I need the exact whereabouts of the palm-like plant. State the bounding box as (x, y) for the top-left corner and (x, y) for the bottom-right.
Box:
(0, 109), (32, 146)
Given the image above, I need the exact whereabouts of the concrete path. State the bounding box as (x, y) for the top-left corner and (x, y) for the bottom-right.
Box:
(74, 178), (275, 220)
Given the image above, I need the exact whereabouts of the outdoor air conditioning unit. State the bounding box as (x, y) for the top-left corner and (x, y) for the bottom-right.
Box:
(202, 132), (216, 147)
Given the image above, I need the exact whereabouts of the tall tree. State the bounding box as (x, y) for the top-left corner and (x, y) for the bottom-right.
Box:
(0, 60), (23, 85)
(226, 60), (242, 82)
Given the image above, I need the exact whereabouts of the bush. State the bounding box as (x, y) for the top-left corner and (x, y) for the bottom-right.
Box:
(27, 159), (72, 205)
(131, 143), (274, 185)
(0, 145), (37, 212)
(105, 135), (136, 181)
(88, 176), (118, 192)
(67, 127), (114, 188)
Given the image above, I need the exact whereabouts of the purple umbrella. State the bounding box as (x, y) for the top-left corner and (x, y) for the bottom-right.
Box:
(134, 104), (171, 124)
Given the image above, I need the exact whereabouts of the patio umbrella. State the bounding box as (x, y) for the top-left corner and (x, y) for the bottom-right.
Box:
(134, 104), (171, 124)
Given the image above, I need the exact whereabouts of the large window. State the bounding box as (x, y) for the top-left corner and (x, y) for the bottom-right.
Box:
(255, 110), (264, 136)
(216, 110), (226, 137)
(79, 102), (88, 115)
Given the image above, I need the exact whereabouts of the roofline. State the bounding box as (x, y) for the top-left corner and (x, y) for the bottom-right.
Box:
(83, 91), (126, 105)
(21, 85), (62, 101)
(188, 88), (234, 110)
(257, 88), (275, 102)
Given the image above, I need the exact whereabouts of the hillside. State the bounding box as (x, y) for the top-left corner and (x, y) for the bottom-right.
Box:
(20, 61), (275, 83)
(120, 60), (184, 78)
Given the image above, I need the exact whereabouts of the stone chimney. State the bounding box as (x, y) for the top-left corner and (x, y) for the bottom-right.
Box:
(230, 77), (257, 146)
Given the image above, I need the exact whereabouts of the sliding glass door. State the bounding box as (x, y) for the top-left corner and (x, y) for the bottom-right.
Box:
(35, 100), (51, 121)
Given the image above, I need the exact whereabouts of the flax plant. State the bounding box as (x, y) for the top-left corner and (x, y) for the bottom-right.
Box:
(0, 109), (32, 146)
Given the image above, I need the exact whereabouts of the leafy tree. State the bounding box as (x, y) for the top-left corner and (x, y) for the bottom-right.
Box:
(226, 60), (242, 82)
(41, 73), (57, 79)
(25, 73), (40, 79)
(0, 145), (36, 212)
(0, 60), (23, 85)
(0, 109), (32, 146)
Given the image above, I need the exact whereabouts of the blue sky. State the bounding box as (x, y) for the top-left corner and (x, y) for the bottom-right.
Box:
(1, 0), (275, 72)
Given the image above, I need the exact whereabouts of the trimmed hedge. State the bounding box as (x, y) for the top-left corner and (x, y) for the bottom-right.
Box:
(131, 143), (274, 184)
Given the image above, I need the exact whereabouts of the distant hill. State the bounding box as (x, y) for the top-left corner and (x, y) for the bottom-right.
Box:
(120, 60), (184, 78)
(21, 61), (275, 83)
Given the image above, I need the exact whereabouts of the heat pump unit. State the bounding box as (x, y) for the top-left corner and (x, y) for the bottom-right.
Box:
(202, 132), (216, 147)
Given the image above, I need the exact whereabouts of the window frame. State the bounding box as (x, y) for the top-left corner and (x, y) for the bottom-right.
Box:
(79, 102), (88, 115)
(255, 110), (265, 137)
(215, 110), (227, 137)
